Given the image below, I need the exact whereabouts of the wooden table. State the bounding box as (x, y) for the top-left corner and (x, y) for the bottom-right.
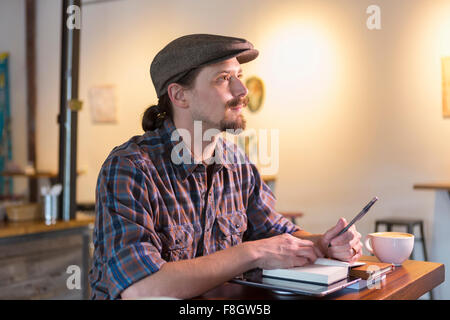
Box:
(413, 183), (450, 192)
(278, 211), (303, 224)
(197, 256), (444, 300)
(0, 211), (94, 238)
(0, 213), (95, 299)
(414, 183), (450, 299)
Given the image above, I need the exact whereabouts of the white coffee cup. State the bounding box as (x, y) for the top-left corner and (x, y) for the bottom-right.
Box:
(364, 232), (414, 266)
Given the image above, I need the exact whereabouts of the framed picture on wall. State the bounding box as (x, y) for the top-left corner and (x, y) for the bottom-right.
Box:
(245, 76), (265, 113)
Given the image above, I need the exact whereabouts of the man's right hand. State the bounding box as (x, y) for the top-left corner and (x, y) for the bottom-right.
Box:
(248, 233), (324, 270)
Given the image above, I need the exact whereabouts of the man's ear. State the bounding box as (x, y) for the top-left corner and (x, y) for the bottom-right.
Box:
(167, 83), (189, 109)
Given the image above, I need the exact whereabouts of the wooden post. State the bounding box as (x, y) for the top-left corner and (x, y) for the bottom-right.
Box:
(58, 0), (81, 221)
(25, 0), (37, 202)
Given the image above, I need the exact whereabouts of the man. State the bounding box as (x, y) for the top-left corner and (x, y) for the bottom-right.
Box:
(89, 34), (362, 300)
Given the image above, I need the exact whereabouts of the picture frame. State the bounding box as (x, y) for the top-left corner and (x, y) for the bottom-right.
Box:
(245, 76), (265, 113)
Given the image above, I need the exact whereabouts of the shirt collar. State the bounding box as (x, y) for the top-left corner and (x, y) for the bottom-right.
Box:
(159, 118), (238, 181)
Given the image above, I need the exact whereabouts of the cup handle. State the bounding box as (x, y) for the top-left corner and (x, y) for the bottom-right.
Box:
(364, 235), (374, 254)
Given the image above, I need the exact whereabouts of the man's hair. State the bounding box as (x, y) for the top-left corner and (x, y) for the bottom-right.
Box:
(142, 67), (203, 131)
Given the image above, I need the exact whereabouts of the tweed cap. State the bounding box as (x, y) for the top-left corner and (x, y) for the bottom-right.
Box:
(150, 34), (259, 98)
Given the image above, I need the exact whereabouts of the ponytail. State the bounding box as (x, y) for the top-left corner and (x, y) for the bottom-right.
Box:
(142, 94), (172, 131)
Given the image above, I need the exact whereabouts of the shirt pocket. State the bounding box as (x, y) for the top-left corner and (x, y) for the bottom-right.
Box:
(157, 224), (198, 262)
(215, 210), (248, 250)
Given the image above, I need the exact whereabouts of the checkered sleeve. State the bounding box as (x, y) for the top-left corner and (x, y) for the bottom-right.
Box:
(244, 164), (301, 241)
(95, 156), (166, 299)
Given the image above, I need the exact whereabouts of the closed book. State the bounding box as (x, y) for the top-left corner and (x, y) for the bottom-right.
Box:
(349, 261), (394, 280)
(262, 258), (365, 285)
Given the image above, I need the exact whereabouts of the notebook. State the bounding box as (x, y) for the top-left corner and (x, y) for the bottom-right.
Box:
(348, 261), (394, 280)
(262, 258), (365, 285)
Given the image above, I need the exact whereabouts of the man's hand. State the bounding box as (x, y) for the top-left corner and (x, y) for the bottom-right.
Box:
(121, 233), (323, 300)
(250, 233), (324, 270)
(318, 218), (363, 262)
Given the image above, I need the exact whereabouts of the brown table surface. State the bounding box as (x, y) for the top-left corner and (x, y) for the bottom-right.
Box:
(0, 212), (95, 239)
(413, 183), (450, 191)
(197, 256), (445, 300)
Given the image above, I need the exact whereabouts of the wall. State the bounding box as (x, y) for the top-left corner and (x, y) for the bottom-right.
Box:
(2, 0), (450, 265)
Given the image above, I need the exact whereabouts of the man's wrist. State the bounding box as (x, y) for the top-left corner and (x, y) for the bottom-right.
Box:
(239, 241), (261, 269)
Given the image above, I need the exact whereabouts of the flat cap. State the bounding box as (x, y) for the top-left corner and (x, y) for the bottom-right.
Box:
(150, 34), (259, 98)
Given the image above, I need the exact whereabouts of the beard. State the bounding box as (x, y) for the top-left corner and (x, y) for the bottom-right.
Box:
(219, 96), (249, 133)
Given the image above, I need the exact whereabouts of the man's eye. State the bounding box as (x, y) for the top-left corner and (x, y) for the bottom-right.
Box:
(217, 75), (229, 82)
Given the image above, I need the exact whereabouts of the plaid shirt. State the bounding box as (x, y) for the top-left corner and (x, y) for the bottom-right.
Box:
(89, 118), (300, 299)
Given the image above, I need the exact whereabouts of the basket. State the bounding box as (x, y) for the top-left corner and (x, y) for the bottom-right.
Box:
(6, 203), (42, 222)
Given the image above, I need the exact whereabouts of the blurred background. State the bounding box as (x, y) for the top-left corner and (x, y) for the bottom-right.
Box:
(0, 0), (449, 299)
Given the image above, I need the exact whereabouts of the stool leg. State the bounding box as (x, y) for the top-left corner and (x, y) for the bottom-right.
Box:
(419, 222), (429, 261)
(407, 224), (414, 260)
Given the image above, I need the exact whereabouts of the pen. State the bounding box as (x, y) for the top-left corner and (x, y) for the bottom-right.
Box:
(328, 196), (379, 247)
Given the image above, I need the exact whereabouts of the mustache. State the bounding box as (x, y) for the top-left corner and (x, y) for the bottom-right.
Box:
(226, 96), (249, 109)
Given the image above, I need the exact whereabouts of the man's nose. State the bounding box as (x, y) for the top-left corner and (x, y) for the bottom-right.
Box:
(231, 76), (248, 98)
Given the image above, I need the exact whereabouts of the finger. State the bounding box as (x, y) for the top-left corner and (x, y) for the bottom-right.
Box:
(329, 243), (353, 254)
(342, 249), (355, 261)
(348, 242), (363, 261)
(350, 249), (363, 263)
(292, 238), (316, 247)
(292, 257), (309, 267)
(330, 229), (361, 247)
(335, 232), (361, 249)
(352, 241), (363, 256)
(313, 245), (324, 258)
(296, 246), (319, 263)
(282, 234), (315, 247)
(328, 245), (355, 261)
(330, 239), (362, 258)
(329, 238), (363, 262)
(330, 231), (353, 246)
(323, 218), (347, 245)
(284, 255), (309, 268)
(298, 245), (320, 261)
(349, 232), (362, 247)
